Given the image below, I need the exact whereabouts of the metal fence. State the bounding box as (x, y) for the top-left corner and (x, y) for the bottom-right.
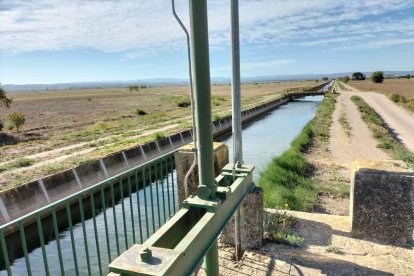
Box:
(0, 152), (178, 276)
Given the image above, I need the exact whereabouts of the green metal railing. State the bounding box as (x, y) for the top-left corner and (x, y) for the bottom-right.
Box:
(0, 152), (178, 276)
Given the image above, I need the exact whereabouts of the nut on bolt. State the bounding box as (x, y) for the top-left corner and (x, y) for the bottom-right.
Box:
(140, 247), (152, 262)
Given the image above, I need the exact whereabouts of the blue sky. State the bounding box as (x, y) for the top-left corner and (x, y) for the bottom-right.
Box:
(1, 0), (413, 85)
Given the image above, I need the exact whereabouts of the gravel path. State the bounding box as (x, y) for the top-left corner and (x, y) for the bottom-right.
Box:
(343, 83), (414, 153)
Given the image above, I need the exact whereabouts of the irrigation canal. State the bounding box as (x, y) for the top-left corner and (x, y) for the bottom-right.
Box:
(2, 95), (323, 275)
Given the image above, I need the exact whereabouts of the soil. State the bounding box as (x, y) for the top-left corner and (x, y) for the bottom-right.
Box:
(198, 210), (414, 275)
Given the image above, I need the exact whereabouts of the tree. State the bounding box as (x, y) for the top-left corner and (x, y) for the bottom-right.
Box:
(322, 77), (328, 81)
(8, 112), (25, 131)
(352, 72), (366, 81)
(371, 71), (384, 83)
(0, 85), (13, 133)
(0, 86), (13, 108)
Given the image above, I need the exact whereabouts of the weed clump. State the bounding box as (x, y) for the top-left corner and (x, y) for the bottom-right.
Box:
(152, 131), (166, 140)
(135, 108), (148, 116)
(264, 211), (304, 247)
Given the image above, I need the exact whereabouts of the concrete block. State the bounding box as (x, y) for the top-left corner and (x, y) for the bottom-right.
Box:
(174, 142), (228, 207)
(220, 186), (264, 249)
(350, 160), (414, 244)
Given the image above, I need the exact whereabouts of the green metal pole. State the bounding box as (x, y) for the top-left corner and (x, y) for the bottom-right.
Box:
(189, 0), (216, 200)
(188, 0), (218, 274)
(204, 240), (219, 276)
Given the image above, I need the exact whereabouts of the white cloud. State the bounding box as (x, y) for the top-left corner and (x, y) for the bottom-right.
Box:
(0, 0), (413, 57)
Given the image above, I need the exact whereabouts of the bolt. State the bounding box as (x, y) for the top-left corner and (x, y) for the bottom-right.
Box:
(140, 247), (152, 262)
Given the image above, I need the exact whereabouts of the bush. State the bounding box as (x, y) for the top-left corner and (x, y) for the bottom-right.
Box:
(371, 71), (384, 83)
(8, 112), (25, 131)
(390, 94), (401, 102)
(152, 131), (166, 140)
(176, 96), (191, 108)
(135, 108), (148, 115)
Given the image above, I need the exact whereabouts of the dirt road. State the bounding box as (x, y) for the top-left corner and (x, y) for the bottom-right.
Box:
(343, 83), (414, 152)
(329, 88), (389, 169)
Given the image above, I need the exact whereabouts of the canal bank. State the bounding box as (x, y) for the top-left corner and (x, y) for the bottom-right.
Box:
(258, 89), (350, 213)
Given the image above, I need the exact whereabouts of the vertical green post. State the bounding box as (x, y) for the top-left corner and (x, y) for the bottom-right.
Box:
(189, 0), (218, 275)
(189, 0), (216, 199)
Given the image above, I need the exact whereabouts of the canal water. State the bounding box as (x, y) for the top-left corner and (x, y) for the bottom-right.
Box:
(2, 95), (323, 275)
(217, 95), (323, 182)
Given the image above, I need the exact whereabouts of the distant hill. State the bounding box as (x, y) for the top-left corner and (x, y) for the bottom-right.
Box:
(3, 71), (413, 92)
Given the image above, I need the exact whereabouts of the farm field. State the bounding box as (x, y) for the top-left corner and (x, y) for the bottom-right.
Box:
(0, 80), (319, 190)
(348, 79), (414, 113)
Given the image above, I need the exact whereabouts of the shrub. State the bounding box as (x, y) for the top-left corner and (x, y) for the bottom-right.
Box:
(176, 97), (191, 108)
(152, 131), (166, 140)
(371, 71), (384, 83)
(8, 112), (25, 131)
(135, 108), (148, 115)
(390, 94), (401, 103)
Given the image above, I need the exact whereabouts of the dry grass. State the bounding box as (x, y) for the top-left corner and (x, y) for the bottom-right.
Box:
(348, 79), (414, 99)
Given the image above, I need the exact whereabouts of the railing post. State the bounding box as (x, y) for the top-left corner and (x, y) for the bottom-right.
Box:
(188, 0), (218, 274)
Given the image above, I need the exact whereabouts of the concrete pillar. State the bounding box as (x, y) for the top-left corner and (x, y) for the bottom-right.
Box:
(174, 142), (229, 207)
(350, 160), (414, 245)
(175, 142), (264, 249)
(220, 186), (264, 249)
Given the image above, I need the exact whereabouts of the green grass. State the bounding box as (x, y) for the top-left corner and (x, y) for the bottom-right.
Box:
(0, 157), (34, 172)
(152, 131), (166, 140)
(258, 92), (338, 211)
(351, 95), (414, 166)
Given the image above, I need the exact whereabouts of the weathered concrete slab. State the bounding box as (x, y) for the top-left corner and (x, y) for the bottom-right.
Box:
(220, 186), (264, 249)
(350, 160), (414, 244)
(174, 142), (229, 207)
